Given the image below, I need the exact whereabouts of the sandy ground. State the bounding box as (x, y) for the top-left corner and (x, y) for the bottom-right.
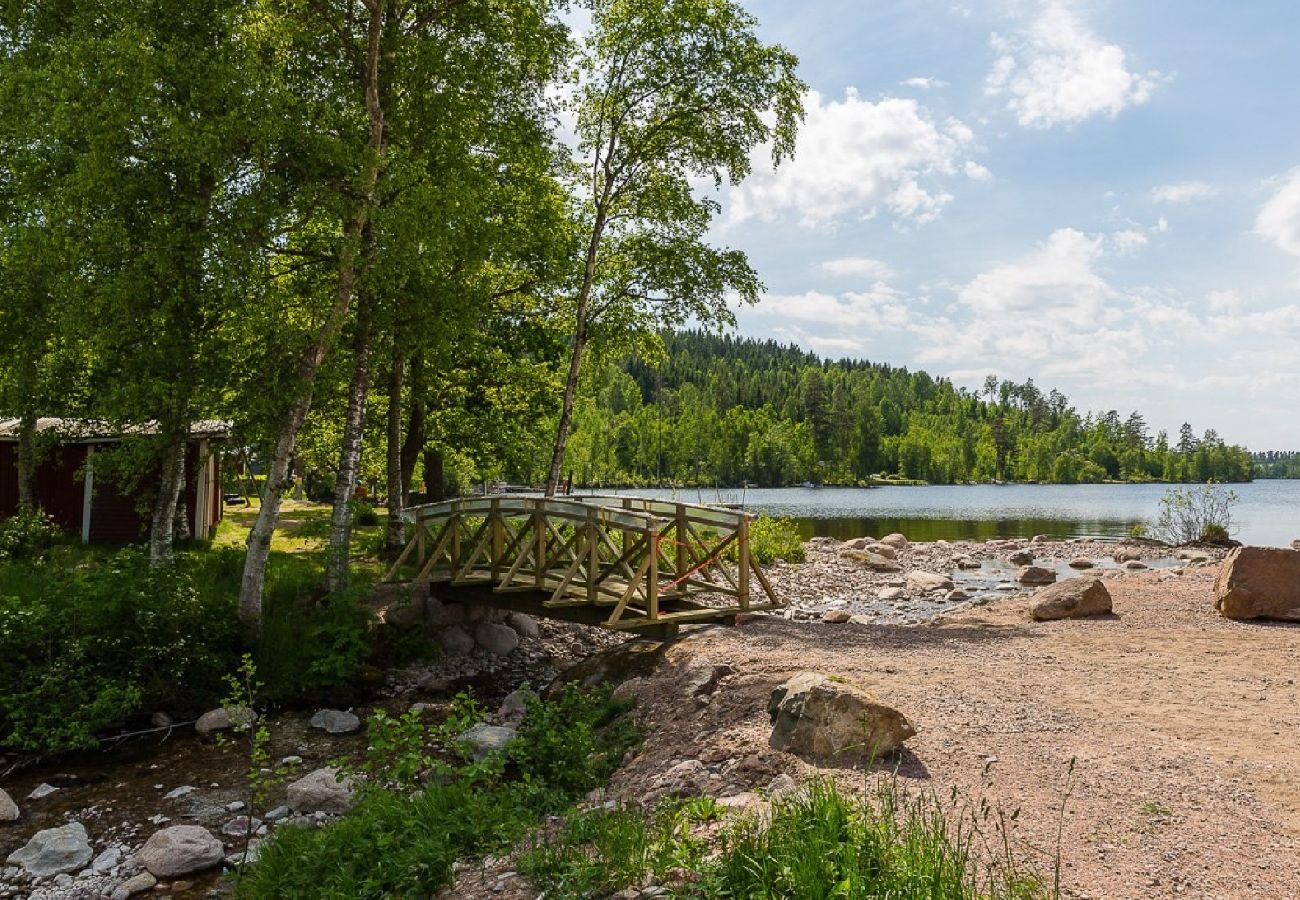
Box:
(602, 565), (1300, 900)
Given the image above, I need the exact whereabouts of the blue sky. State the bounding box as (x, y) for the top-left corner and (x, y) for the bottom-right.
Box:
(706, 0), (1300, 449)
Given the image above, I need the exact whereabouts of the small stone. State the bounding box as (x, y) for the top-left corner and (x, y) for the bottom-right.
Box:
(1068, 558), (1095, 569)
(456, 723), (517, 761)
(1009, 550), (1034, 566)
(112, 871), (157, 899)
(1124, 559), (1148, 570)
(944, 588), (970, 602)
(308, 709), (361, 735)
(150, 712), (173, 728)
(767, 773), (799, 800)
(440, 624), (475, 656)
(1031, 578), (1113, 621)
(506, 612), (540, 639)
(138, 825), (225, 878)
(92, 846), (122, 873)
(876, 587), (906, 601)
(194, 707), (256, 735)
(221, 816), (262, 838)
(263, 805), (290, 822)
(475, 622), (521, 656)
(905, 570), (954, 592)
(163, 786), (195, 800)
(280, 756), (303, 767)
(226, 800), (246, 812)
(1017, 565), (1056, 585)
(821, 608), (852, 623)
(27, 783), (58, 800)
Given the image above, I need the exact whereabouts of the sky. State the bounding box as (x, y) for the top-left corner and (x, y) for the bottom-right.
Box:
(702, 0), (1300, 450)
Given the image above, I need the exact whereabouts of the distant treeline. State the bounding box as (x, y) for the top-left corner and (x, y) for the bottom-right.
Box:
(562, 331), (1256, 487)
(1253, 451), (1300, 479)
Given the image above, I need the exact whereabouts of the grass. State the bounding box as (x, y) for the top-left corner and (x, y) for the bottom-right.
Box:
(521, 778), (1048, 900)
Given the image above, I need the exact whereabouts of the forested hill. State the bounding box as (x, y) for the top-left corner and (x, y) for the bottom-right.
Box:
(562, 330), (1256, 487)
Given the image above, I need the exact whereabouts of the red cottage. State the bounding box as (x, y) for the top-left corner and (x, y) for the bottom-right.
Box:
(0, 419), (229, 543)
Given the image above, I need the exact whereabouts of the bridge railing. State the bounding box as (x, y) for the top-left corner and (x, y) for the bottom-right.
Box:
(382, 494), (781, 630)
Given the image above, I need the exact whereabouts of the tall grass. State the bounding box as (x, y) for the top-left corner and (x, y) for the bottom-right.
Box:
(523, 778), (1047, 900)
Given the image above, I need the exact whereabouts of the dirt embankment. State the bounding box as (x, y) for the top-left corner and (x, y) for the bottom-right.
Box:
(608, 566), (1300, 900)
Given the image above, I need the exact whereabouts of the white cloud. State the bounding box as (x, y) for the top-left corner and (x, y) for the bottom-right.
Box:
(819, 257), (895, 279)
(1255, 167), (1300, 257)
(1109, 228), (1149, 255)
(985, 2), (1160, 129)
(1151, 181), (1218, 204)
(729, 89), (975, 228)
(761, 285), (915, 330)
(901, 76), (947, 89)
(964, 161), (993, 181)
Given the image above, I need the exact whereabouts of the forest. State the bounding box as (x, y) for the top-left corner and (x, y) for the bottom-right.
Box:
(563, 331), (1258, 487)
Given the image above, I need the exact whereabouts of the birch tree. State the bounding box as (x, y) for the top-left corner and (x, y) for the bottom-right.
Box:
(543, 0), (804, 495)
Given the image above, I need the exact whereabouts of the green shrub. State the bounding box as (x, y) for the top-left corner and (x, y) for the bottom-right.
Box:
(745, 515), (807, 564)
(0, 549), (240, 751)
(348, 499), (380, 527)
(0, 509), (62, 561)
(1152, 483), (1238, 545)
(236, 686), (638, 899)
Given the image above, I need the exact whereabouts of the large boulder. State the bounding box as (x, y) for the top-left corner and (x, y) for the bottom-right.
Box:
(768, 672), (915, 760)
(195, 706), (256, 735)
(1030, 578), (1113, 621)
(440, 624), (475, 656)
(137, 825), (224, 878)
(905, 570), (953, 593)
(1017, 565), (1056, 585)
(6, 822), (93, 877)
(1214, 547), (1300, 621)
(286, 767), (355, 814)
(0, 788), (17, 822)
(475, 622), (520, 656)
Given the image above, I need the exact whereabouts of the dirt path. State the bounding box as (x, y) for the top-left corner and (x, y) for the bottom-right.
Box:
(609, 567), (1300, 899)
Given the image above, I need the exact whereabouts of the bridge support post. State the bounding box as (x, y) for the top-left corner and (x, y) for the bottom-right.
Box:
(737, 515), (750, 610)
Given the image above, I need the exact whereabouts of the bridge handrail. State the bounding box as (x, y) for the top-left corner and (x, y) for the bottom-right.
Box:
(402, 494), (751, 533)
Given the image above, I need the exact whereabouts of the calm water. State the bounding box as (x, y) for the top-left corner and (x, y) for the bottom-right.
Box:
(587, 481), (1300, 546)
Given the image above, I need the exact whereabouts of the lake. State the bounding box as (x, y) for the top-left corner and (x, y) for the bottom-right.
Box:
(584, 481), (1300, 546)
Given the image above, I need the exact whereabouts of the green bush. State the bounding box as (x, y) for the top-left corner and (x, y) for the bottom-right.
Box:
(0, 509), (62, 561)
(236, 685), (638, 899)
(745, 515), (807, 564)
(0, 549), (240, 751)
(348, 499), (380, 527)
(1152, 483), (1238, 545)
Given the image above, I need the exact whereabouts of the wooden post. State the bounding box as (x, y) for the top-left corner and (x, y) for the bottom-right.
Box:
(648, 527), (660, 622)
(587, 511), (600, 605)
(416, 513), (426, 571)
(450, 501), (461, 577)
(490, 499), (504, 580)
(534, 500), (547, 589)
(737, 515), (750, 610)
(673, 503), (689, 598)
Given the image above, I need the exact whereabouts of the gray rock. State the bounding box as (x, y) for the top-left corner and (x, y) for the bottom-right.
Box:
(767, 773), (799, 800)
(0, 789), (17, 822)
(843, 538), (870, 551)
(839, 549), (900, 572)
(1009, 550), (1034, 566)
(953, 556), (981, 570)
(864, 543), (896, 560)
(905, 570), (954, 593)
(768, 672), (915, 760)
(474, 622), (520, 656)
(876, 587), (906, 601)
(821, 608), (852, 623)
(456, 723), (517, 761)
(506, 612), (540, 639)
(112, 871), (156, 899)
(6, 822), (93, 877)
(263, 805), (290, 822)
(944, 588), (970, 601)
(1068, 557), (1095, 569)
(150, 712), (173, 728)
(1123, 559), (1148, 570)
(497, 690), (529, 721)
(286, 768), (355, 815)
(440, 624), (475, 656)
(1030, 578), (1113, 621)
(27, 783), (58, 800)
(682, 662), (733, 698)
(309, 709), (361, 735)
(194, 706), (256, 735)
(163, 785), (195, 800)
(138, 824), (224, 878)
(221, 816), (262, 838)
(92, 846), (122, 873)
(1017, 565), (1056, 585)
(647, 759), (710, 800)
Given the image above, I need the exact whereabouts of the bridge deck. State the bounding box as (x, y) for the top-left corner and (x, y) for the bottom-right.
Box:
(383, 495), (782, 632)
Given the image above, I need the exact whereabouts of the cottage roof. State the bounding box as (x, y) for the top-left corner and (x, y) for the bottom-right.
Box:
(0, 418), (232, 442)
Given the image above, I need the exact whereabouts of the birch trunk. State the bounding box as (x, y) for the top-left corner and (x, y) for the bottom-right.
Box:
(384, 350), (406, 553)
(324, 319), (375, 592)
(398, 352), (425, 497)
(149, 426), (188, 565)
(173, 455), (192, 543)
(237, 1), (386, 637)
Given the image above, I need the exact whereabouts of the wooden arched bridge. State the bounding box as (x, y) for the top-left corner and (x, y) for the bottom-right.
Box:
(382, 495), (782, 633)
